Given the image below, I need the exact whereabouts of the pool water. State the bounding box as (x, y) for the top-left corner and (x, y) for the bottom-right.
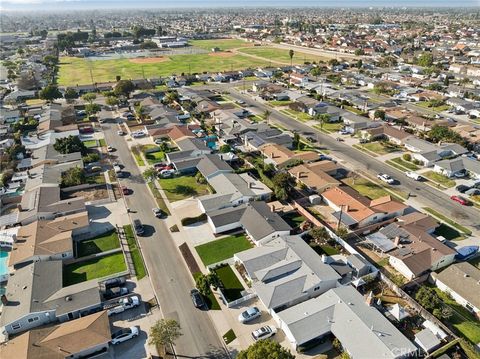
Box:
(0, 250), (8, 277)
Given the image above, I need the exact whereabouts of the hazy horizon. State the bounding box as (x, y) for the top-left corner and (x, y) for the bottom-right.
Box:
(2, 0), (479, 11)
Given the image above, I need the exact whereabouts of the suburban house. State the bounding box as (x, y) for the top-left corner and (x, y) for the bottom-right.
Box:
(403, 138), (468, 167)
(21, 130), (80, 151)
(197, 154), (234, 180)
(321, 186), (408, 229)
(243, 128), (293, 151)
(365, 213), (456, 280)
(306, 102), (342, 121)
(342, 112), (380, 132)
(361, 124), (413, 145)
(259, 143), (318, 168)
(430, 262), (480, 319)
(17, 144), (82, 171)
(288, 162), (340, 193)
(17, 185), (86, 225)
(276, 286), (416, 357)
(0, 310), (111, 359)
(234, 234), (341, 312)
(8, 212), (89, 268)
(166, 137), (212, 169)
(433, 157), (480, 179)
(207, 201), (291, 244)
(0, 260), (102, 336)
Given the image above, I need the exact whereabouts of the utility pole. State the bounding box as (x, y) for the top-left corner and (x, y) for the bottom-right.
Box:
(337, 204), (345, 230)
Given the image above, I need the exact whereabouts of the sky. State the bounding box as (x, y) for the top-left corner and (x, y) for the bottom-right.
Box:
(1, 0), (479, 10)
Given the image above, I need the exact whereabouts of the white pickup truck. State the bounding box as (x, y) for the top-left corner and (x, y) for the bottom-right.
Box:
(107, 296), (140, 316)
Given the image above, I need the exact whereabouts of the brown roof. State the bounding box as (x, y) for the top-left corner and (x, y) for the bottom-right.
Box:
(168, 125), (196, 141)
(9, 212), (88, 266)
(288, 163), (340, 192)
(0, 311), (111, 359)
(397, 212), (438, 233)
(260, 143), (318, 167)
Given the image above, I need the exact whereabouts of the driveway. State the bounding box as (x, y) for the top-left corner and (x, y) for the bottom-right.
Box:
(102, 122), (228, 359)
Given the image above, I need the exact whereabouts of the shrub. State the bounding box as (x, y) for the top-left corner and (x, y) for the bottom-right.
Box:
(181, 213), (207, 226)
(402, 153), (412, 162)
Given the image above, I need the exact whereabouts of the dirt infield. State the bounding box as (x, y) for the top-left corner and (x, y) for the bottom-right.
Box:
(129, 57), (169, 64)
(208, 51), (235, 58)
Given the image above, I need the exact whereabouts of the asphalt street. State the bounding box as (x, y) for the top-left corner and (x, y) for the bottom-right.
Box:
(102, 123), (228, 359)
(222, 87), (480, 234)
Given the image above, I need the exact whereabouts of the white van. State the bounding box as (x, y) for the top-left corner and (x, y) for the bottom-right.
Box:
(113, 165), (121, 173)
(406, 171), (422, 181)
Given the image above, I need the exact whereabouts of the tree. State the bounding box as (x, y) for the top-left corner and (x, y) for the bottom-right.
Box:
(105, 96), (119, 107)
(142, 167), (157, 182)
(329, 58), (340, 67)
(429, 125), (465, 145)
(114, 80), (135, 98)
(82, 93), (97, 105)
(335, 227), (348, 239)
(373, 110), (385, 121)
(219, 144), (231, 153)
(289, 49), (294, 67)
(293, 132), (301, 150)
(85, 103), (101, 116)
(310, 226), (330, 244)
(195, 274), (212, 296)
(163, 91), (179, 105)
(43, 55), (58, 67)
(54, 135), (87, 155)
(237, 339), (295, 359)
(39, 84), (62, 102)
(272, 172), (293, 201)
(61, 167), (86, 187)
(195, 171), (207, 184)
(7, 143), (25, 161)
(262, 110), (272, 125)
(356, 59), (363, 69)
(354, 49), (365, 56)
(310, 67), (322, 80)
(64, 88), (78, 100)
(403, 153), (412, 162)
(315, 113), (330, 129)
(82, 152), (100, 164)
(415, 286), (441, 311)
(417, 52), (434, 67)
(149, 319), (182, 348)
(134, 104), (147, 120)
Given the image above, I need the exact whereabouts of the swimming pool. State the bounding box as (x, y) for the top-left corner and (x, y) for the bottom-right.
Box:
(0, 250), (9, 283)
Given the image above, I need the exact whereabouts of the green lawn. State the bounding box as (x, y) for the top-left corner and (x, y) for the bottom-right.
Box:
(82, 140), (98, 148)
(313, 122), (344, 134)
(311, 244), (340, 256)
(359, 141), (402, 156)
(431, 286), (480, 344)
(388, 157), (420, 171)
(343, 176), (391, 200)
(124, 225), (147, 279)
(344, 105), (365, 115)
(145, 150), (165, 165)
(190, 38), (252, 51)
(268, 100), (293, 107)
(223, 329), (237, 345)
(195, 234), (253, 266)
(423, 171), (456, 188)
(237, 47), (329, 65)
(282, 211), (306, 228)
(147, 181), (170, 215)
(76, 230), (120, 257)
(58, 54), (269, 86)
(86, 174), (106, 185)
(131, 146), (145, 166)
(281, 109), (312, 122)
(423, 207), (472, 235)
(415, 102), (450, 112)
(158, 175), (210, 202)
(214, 265), (245, 302)
(193, 272), (221, 310)
(63, 252), (127, 286)
(98, 139), (106, 147)
(433, 223), (464, 241)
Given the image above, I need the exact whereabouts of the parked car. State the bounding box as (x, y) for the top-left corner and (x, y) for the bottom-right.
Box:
(104, 277), (126, 290)
(131, 131), (146, 138)
(104, 287), (129, 300)
(111, 326), (139, 345)
(107, 146), (114, 152)
(117, 130), (125, 136)
(133, 219), (145, 235)
(152, 208), (166, 218)
(472, 182), (480, 189)
(190, 289), (205, 309)
(89, 166), (102, 173)
(116, 171), (126, 178)
(160, 169), (175, 178)
(107, 296), (140, 316)
(456, 184), (471, 193)
(406, 171), (422, 181)
(465, 188), (480, 196)
(306, 136), (316, 143)
(338, 129), (349, 135)
(251, 326), (277, 341)
(454, 171), (467, 178)
(238, 307), (261, 323)
(319, 154), (333, 161)
(450, 195), (470, 206)
(154, 162), (167, 169)
(377, 173), (395, 184)
(121, 186), (130, 195)
(154, 138), (165, 145)
(113, 165), (122, 174)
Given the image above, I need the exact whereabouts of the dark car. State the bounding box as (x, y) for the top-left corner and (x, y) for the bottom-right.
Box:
(190, 289), (205, 308)
(103, 277), (126, 290)
(472, 182), (480, 189)
(456, 184), (471, 193)
(133, 219), (145, 236)
(104, 287), (129, 300)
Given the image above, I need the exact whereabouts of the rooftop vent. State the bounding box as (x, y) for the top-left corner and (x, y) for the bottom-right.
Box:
(65, 296), (72, 302)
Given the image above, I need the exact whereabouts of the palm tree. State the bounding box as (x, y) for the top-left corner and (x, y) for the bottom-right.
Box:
(315, 113), (330, 130)
(289, 49), (294, 67)
(262, 109), (272, 125)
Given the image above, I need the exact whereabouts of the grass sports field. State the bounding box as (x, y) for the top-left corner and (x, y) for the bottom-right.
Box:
(58, 52), (270, 86)
(190, 38), (253, 51)
(237, 47), (329, 64)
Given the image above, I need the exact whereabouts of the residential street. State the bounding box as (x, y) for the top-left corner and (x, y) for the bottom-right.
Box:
(102, 123), (229, 359)
(221, 87), (480, 235)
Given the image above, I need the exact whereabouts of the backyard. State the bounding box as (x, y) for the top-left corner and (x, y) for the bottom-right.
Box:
(281, 211), (306, 228)
(423, 171), (456, 188)
(63, 252), (127, 286)
(214, 265), (245, 302)
(158, 174), (210, 202)
(123, 225), (147, 279)
(76, 230), (120, 257)
(195, 234), (253, 266)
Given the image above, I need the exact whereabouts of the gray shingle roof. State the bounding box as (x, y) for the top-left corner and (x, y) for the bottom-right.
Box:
(197, 154), (232, 178)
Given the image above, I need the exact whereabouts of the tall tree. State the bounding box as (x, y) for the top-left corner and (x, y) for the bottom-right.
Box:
(114, 80), (135, 98)
(262, 109), (272, 125)
(148, 319), (182, 349)
(39, 84), (62, 102)
(82, 92), (97, 105)
(289, 49), (294, 67)
(142, 167), (157, 182)
(237, 340), (295, 359)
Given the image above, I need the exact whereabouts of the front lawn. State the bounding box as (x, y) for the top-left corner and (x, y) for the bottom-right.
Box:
(314, 122), (344, 134)
(131, 146), (145, 166)
(83, 140), (98, 148)
(195, 234), (253, 266)
(281, 109), (312, 122)
(343, 176), (390, 200)
(145, 150), (165, 165)
(389, 157), (420, 171)
(423, 171), (456, 188)
(98, 138), (107, 147)
(124, 225), (147, 279)
(63, 252), (127, 286)
(158, 175), (210, 202)
(76, 230), (120, 257)
(360, 141), (402, 155)
(423, 207), (472, 235)
(86, 174), (106, 185)
(215, 265), (245, 302)
(268, 100), (293, 107)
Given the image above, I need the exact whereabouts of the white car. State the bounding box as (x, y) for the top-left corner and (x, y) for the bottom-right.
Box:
(107, 296), (140, 316)
(111, 326), (139, 345)
(238, 307), (261, 323)
(405, 171), (422, 181)
(160, 169), (174, 178)
(117, 130), (125, 136)
(107, 146), (114, 152)
(377, 173), (395, 184)
(131, 131), (146, 138)
(251, 325), (277, 341)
